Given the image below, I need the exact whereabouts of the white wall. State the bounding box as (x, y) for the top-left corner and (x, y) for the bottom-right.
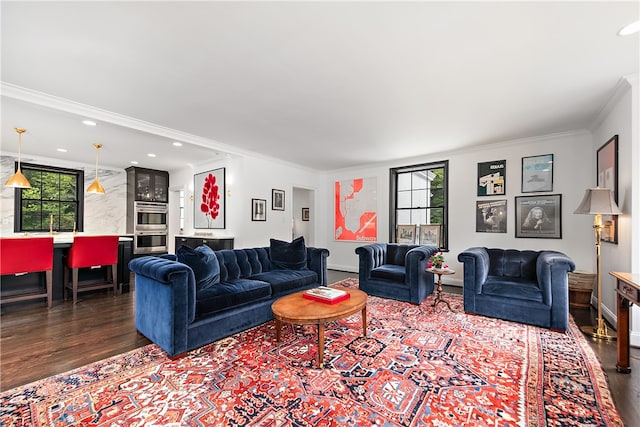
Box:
(168, 155), (322, 251)
(591, 75), (638, 346)
(320, 131), (595, 284)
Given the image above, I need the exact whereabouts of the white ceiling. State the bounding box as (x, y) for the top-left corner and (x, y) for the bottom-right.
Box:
(1, 1), (638, 172)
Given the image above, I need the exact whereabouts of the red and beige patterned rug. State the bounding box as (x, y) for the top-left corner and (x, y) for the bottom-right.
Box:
(1, 278), (623, 426)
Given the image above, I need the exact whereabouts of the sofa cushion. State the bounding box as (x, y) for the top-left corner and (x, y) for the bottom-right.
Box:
(195, 279), (271, 317)
(176, 244), (220, 290)
(250, 269), (317, 295)
(387, 245), (412, 266)
(371, 264), (406, 282)
(487, 249), (538, 280)
(482, 276), (544, 303)
(270, 236), (307, 270)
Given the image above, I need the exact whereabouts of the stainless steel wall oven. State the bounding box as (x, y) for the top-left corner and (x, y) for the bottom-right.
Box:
(130, 201), (168, 254)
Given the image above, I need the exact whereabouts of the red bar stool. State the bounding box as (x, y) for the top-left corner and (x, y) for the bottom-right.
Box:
(64, 235), (119, 304)
(0, 237), (54, 308)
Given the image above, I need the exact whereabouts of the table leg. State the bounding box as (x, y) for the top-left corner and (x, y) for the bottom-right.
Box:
(275, 318), (281, 345)
(362, 307), (367, 337)
(432, 273), (454, 312)
(318, 322), (325, 368)
(616, 289), (631, 373)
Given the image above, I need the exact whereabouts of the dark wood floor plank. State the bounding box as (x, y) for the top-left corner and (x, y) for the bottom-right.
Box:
(1, 271), (638, 426)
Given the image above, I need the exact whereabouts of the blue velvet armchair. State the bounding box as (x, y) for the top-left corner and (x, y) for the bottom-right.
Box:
(355, 243), (439, 304)
(457, 247), (575, 330)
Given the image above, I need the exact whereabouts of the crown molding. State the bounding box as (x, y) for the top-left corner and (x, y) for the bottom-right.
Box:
(1, 82), (227, 150)
(1, 82), (322, 173)
(590, 74), (638, 131)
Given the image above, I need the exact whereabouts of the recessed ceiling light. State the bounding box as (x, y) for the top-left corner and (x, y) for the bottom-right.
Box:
(172, 142), (183, 147)
(130, 161), (139, 165)
(618, 20), (640, 36)
(147, 153), (156, 157)
(56, 148), (67, 152)
(82, 120), (97, 126)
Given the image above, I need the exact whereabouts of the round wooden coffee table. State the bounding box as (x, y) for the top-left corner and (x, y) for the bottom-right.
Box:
(272, 286), (367, 368)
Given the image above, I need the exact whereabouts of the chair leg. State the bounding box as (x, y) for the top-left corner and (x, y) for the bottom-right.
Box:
(72, 268), (79, 304)
(111, 264), (118, 295)
(45, 269), (53, 309)
(63, 266), (69, 301)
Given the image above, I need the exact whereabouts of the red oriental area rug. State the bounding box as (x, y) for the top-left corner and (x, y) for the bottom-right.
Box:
(0, 279), (623, 426)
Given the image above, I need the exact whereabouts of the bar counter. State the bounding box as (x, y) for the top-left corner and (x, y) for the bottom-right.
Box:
(1, 234), (133, 303)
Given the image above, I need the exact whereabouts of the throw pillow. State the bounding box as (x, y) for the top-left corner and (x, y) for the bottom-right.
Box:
(270, 236), (307, 270)
(176, 244), (220, 290)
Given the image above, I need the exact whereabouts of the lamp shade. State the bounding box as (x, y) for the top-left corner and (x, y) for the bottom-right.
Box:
(574, 188), (622, 215)
(5, 128), (32, 188)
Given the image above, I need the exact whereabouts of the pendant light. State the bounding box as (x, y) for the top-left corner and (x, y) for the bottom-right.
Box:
(86, 143), (105, 194)
(5, 128), (32, 188)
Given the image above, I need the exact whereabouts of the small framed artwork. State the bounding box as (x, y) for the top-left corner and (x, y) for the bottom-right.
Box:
(597, 135), (618, 244)
(515, 194), (562, 239)
(476, 200), (507, 233)
(302, 208), (310, 221)
(396, 224), (416, 244)
(477, 160), (506, 196)
(251, 198), (267, 221)
(194, 167), (225, 229)
(418, 224), (441, 246)
(522, 154), (553, 193)
(272, 189), (285, 211)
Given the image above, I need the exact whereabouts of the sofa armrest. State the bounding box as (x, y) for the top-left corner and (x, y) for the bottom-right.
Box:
(405, 245), (439, 302)
(536, 251), (575, 305)
(128, 256), (196, 357)
(405, 245), (438, 284)
(457, 247), (490, 294)
(307, 247), (330, 285)
(355, 243), (387, 282)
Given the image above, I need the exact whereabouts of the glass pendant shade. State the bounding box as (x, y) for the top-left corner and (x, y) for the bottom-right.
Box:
(5, 128), (32, 188)
(87, 143), (105, 194)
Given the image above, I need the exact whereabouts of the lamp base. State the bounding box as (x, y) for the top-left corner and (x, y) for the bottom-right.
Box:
(580, 318), (617, 341)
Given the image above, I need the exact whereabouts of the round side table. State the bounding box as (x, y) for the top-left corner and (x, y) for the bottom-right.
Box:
(426, 267), (455, 312)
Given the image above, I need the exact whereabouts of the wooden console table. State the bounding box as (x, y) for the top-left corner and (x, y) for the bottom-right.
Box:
(610, 271), (640, 373)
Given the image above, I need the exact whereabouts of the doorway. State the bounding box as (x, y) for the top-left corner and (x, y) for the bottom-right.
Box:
(292, 187), (314, 245)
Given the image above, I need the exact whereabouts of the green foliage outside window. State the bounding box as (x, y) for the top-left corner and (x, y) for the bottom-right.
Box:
(18, 165), (81, 232)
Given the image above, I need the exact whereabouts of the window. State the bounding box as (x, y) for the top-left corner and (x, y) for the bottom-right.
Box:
(390, 160), (448, 248)
(14, 163), (84, 232)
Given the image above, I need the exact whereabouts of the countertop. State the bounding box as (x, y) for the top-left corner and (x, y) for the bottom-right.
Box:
(4, 233), (133, 244)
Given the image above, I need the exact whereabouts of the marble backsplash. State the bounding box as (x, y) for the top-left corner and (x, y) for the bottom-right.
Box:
(1, 155), (127, 236)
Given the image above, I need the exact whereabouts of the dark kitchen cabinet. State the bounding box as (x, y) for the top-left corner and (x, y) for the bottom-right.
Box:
(175, 236), (234, 252)
(126, 167), (169, 203)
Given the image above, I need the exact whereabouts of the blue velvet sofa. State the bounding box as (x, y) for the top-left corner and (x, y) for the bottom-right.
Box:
(129, 240), (329, 357)
(355, 243), (439, 304)
(457, 247), (575, 330)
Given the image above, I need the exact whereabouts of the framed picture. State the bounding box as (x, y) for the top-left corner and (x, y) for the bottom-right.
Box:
(476, 200), (507, 233)
(418, 224), (441, 246)
(396, 224), (416, 244)
(272, 189), (285, 211)
(194, 168), (225, 229)
(251, 198), (266, 221)
(302, 207), (310, 221)
(522, 154), (553, 193)
(515, 194), (562, 239)
(597, 135), (618, 244)
(334, 177), (377, 241)
(477, 160), (506, 196)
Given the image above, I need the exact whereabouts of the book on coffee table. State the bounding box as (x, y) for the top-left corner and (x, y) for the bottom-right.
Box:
(303, 286), (350, 304)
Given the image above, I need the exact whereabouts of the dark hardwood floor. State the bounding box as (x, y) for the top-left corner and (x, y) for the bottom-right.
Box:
(1, 270), (638, 426)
